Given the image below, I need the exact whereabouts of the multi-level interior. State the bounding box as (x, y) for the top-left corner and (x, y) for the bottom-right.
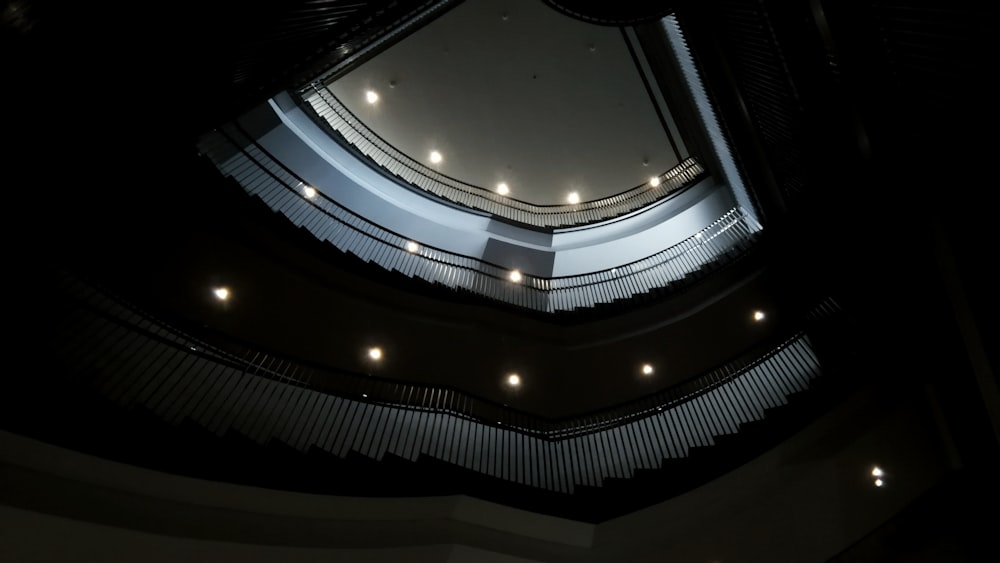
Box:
(3, 1), (997, 561)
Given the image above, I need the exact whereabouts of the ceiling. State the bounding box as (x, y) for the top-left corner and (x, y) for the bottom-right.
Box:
(8, 0), (994, 422)
(328, 0), (681, 205)
(1, 0), (801, 418)
(5, 3), (998, 547)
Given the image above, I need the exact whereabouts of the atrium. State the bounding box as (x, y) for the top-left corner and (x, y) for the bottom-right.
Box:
(3, 1), (997, 561)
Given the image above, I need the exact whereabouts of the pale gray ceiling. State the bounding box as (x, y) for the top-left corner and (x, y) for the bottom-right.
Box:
(329, 0), (679, 205)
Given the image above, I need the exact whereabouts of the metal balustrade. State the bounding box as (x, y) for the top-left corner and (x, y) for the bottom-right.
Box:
(198, 126), (759, 314)
(301, 83), (706, 228)
(47, 269), (838, 493)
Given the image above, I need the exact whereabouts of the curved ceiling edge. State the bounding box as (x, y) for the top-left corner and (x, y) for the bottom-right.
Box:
(541, 0), (678, 26)
(196, 96), (761, 314)
(302, 84), (704, 229)
(267, 93), (748, 278)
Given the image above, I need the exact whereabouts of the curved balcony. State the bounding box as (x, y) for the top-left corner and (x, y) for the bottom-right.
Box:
(35, 266), (843, 500)
(198, 120), (758, 314)
(302, 83), (707, 229)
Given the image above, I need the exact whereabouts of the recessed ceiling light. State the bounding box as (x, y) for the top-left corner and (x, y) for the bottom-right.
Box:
(362, 393), (368, 398)
(753, 310), (766, 322)
(429, 150), (443, 164)
(507, 373), (521, 386)
(213, 287), (230, 301)
(567, 192), (580, 204)
(405, 241), (419, 253)
(649, 176), (661, 187)
(368, 347), (382, 360)
(509, 270), (522, 282)
(874, 478), (885, 487)
(303, 186), (317, 198)
(642, 364), (654, 375)
(497, 182), (509, 195)
(871, 466), (884, 477)
(365, 90), (379, 104)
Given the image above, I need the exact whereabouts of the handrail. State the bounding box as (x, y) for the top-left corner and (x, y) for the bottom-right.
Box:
(301, 83), (706, 228)
(198, 124), (759, 314)
(43, 265), (840, 492)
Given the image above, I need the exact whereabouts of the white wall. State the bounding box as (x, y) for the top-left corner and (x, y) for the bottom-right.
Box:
(261, 94), (737, 278)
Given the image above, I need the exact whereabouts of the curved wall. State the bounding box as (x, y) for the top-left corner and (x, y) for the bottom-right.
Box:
(255, 92), (743, 279)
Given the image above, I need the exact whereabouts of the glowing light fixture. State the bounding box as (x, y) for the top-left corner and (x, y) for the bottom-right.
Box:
(429, 150), (443, 164)
(874, 478), (885, 487)
(649, 176), (661, 187)
(497, 182), (509, 195)
(368, 347), (383, 361)
(405, 241), (419, 253)
(303, 186), (317, 199)
(871, 466), (884, 477)
(753, 310), (766, 322)
(509, 270), (522, 283)
(213, 287), (230, 301)
(365, 90), (379, 104)
(507, 373), (521, 386)
(642, 364), (654, 375)
(567, 192), (580, 204)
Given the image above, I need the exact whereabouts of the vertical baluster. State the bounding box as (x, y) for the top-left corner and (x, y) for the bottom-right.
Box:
(407, 390), (431, 460)
(733, 369), (766, 422)
(471, 415), (485, 474)
(212, 355), (277, 436)
(277, 367), (317, 449)
(244, 371), (287, 443)
(690, 393), (721, 445)
(369, 384), (399, 459)
(85, 321), (150, 394)
(760, 359), (794, 405)
(187, 359), (243, 427)
(608, 423), (631, 478)
(356, 390), (384, 458)
(291, 390), (325, 451)
(116, 342), (189, 411)
(706, 388), (737, 435)
(455, 405), (472, 469)
(650, 406), (677, 459)
(326, 397), (358, 456)
(259, 372), (300, 444)
(634, 408), (661, 467)
(311, 395), (347, 453)
(387, 403), (414, 460)
(746, 365), (781, 411)
(667, 405), (692, 456)
(342, 398), (372, 457)
(627, 412), (650, 474)
(147, 351), (205, 418)
(163, 354), (227, 425)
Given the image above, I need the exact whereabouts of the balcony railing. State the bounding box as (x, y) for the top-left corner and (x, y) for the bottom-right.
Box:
(198, 125), (759, 314)
(43, 267), (841, 493)
(301, 83), (706, 229)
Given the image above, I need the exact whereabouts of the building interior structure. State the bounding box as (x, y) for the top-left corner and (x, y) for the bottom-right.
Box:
(3, 1), (997, 561)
